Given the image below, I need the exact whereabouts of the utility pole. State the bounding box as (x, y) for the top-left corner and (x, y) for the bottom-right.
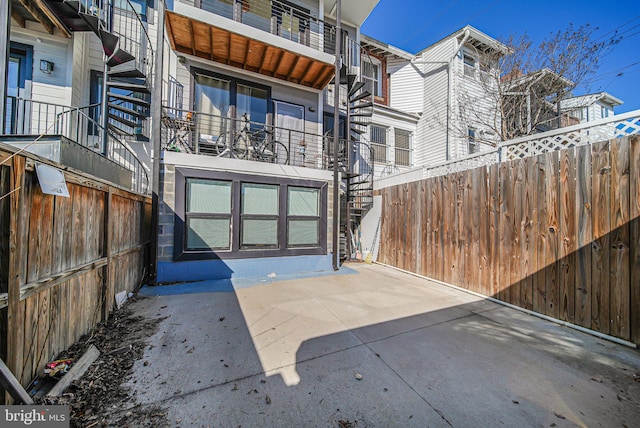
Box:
(332, 0), (341, 271)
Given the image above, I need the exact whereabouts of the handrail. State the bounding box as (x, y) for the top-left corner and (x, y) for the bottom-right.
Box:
(162, 105), (328, 169)
(176, 0), (338, 54)
(4, 97), (149, 194)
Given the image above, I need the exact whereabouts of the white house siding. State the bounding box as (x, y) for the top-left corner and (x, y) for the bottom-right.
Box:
(414, 38), (455, 167)
(387, 58), (422, 113)
(451, 57), (501, 158)
(70, 33), (90, 108)
(10, 24), (73, 107)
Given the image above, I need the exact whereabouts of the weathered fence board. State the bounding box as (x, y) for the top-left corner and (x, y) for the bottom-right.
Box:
(559, 148), (576, 323)
(610, 138), (630, 340)
(0, 146), (152, 403)
(630, 136), (640, 344)
(575, 147), (592, 327)
(379, 136), (640, 345)
(591, 141), (611, 334)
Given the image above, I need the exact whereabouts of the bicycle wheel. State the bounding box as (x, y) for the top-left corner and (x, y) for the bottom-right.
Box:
(213, 133), (227, 156)
(233, 133), (249, 159)
(272, 141), (290, 165)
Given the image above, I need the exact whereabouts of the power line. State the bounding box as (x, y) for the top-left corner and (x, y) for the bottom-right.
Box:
(593, 15), (640, 41)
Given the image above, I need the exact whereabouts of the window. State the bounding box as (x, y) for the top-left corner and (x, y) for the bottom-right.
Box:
(114, 0), (147, 20)
(468, 128), (478, 154)
(186, 179), (232, 250)
(174, 169), (327, 260)
(463, 53), (476, 78)
(241, 183), (279, 249)
(394, 129), (411, 166)
(287, 187), (320, 247)
(362, 57), (382, 97)
(193, 69), (270, 153)
(370, 125), (387, 163)
(601, 106), (610, 118)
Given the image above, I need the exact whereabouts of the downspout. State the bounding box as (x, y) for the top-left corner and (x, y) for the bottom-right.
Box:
(445, 29), (470, 161)
(332, 0), (341, 271)
(150, 0), (166, 281)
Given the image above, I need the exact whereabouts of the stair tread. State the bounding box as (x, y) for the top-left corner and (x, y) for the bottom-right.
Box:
(348, 81), (366, 98)
(107, 49), (136, 67)
(107, 81), (151, 94)
(350, 90), (371, 104)
(351, 101), (374, 111)
(109, 103), (148, 119)
(108, 92), (151, 106)
(99, 29), (120, 57)
(109, 68), (146, 79)
(109, 113), (141, 129)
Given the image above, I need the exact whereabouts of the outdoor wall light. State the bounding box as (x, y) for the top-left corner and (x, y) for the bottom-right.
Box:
(40, 60), (54, 74)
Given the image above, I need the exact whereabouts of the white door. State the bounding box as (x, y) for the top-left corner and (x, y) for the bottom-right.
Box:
(274, 101), (304, 166)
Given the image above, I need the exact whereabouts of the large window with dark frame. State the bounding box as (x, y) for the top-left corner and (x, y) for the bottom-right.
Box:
(175, 169), (327, 260)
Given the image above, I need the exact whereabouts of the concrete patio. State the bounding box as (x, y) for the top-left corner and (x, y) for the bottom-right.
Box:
(126, 263), (640, 427)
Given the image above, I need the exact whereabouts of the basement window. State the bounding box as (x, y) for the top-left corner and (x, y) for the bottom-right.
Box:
(174, 169), (328, 260)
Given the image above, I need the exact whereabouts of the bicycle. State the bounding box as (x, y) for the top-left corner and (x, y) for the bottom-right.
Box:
(213, 113), (250, 159)
(214, 113), (289, 164)
(247, 126), (290, 165)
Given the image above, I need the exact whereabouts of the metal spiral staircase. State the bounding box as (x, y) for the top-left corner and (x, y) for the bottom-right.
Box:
(43, 0), (153, 139)
(327, 40), (375, 260)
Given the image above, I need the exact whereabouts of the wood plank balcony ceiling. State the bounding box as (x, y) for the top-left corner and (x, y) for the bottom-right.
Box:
(166, 11), (335, 90)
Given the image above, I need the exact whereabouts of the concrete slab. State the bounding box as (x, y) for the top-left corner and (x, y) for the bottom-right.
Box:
(126, 263), (640, 427)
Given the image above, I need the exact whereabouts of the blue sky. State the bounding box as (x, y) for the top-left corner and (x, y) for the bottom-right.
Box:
(361, 0), (640, 113)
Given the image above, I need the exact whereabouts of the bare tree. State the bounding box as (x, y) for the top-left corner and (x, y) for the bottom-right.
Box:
(458, 23), (620, 143)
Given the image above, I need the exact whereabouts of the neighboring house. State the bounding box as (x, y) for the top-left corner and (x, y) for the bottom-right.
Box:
(387, 25), (510, 167)
(501, 68), (575, 136)
(560, 92), (624, 124)
(2, 0), (156, 193)
(360, 34), (419, 178)
(156, 0), (379, 281)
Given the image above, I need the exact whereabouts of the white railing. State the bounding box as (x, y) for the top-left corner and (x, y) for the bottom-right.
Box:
(422, 109), (640, 179)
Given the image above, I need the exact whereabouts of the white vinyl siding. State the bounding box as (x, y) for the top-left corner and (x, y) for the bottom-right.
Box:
(388, 58), (422, 113)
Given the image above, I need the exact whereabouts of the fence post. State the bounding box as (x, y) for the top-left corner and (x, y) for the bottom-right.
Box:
(102, 188), (113, 320)
(7, 155), (27, 399)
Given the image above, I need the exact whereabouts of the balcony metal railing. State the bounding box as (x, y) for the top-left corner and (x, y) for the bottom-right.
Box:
(176, 0), (339, 54)
(3, 97), (149, 194)
(162, 105), (337, 169)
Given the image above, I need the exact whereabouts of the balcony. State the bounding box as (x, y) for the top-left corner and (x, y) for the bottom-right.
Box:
(167, 0), (337, 89)
(161, 106), (331, 169)
(1, 97), (149, 193)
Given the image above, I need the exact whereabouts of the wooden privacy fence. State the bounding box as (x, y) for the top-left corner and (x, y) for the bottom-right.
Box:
(377, 136), (640, 345)
(0, 145), (152, 401)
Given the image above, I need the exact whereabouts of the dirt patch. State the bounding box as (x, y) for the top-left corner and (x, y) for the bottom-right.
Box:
(37, 297), (168, 427)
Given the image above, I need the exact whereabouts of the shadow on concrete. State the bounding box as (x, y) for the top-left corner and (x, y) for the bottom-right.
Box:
(127, 264), (640, 427)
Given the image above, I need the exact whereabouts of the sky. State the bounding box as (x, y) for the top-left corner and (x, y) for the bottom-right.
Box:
(361, 0), (640, 113)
